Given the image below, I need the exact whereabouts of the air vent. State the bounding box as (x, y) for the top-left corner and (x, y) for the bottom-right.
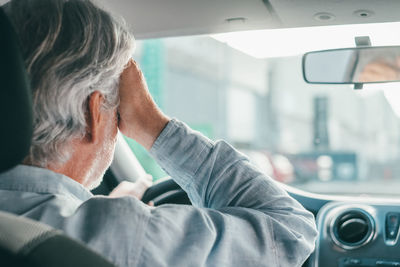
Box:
(331, 209), (375, 250)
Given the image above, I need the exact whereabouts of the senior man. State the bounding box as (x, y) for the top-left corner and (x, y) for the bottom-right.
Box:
(0, 0), (318, 266)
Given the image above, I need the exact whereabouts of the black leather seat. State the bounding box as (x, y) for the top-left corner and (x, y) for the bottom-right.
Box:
(0, 6), (115, 267)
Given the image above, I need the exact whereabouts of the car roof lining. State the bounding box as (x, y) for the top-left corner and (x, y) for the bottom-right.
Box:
(0, 0), (399, 39)
(96, 0), (400, 39)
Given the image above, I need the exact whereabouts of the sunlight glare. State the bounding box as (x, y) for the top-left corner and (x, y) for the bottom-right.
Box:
(211, 22), (400, 58)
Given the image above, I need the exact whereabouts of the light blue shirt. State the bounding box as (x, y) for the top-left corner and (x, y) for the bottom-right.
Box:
(0, 119), (317, 266)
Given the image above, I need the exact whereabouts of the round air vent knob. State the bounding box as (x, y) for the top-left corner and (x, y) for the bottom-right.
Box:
(338, 218), (368, 243)
(331, 209), (375, 250)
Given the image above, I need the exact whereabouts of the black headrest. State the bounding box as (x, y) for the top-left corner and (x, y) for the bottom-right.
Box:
(0, 7), (32, 173)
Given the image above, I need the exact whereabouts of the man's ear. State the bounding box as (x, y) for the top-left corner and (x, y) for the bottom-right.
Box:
(86, 91), (104, 144)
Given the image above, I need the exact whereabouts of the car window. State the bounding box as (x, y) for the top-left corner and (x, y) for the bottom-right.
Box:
(124, 26), (400, 198)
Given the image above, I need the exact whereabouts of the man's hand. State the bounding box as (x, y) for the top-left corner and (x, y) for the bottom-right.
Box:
(118, 59), (169, 150)
(109, 174), (153, 206)
(358, 57), (400, 83)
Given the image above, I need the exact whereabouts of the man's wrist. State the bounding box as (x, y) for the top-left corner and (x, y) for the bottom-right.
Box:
(135, 112), (170, 150)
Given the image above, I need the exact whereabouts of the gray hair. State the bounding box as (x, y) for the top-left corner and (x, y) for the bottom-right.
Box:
(4, 0), (135, 167)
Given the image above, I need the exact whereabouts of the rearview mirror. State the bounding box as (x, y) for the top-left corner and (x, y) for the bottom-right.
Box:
(303, 46), (400, 85)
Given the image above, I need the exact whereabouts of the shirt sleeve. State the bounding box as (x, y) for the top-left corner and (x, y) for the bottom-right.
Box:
(138, 119), (318, 267)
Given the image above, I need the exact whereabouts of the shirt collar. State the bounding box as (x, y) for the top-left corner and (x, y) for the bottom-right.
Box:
(0, 165), (93, 201)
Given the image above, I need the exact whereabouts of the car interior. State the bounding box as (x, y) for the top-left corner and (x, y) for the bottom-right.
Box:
(1, 0), (400, 266)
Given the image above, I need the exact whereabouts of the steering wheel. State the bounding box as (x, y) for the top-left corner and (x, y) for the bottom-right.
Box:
(141, 179), (191, 206)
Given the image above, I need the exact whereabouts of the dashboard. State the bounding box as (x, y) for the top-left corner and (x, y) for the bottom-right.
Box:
(311, 202), (400, 267)
(140, 179), (400, 267)
(97, 172), (400, 267)
(272, 185), (400, 267)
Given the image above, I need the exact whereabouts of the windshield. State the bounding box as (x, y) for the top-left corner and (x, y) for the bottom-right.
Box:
(125, 24), (400, 198)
